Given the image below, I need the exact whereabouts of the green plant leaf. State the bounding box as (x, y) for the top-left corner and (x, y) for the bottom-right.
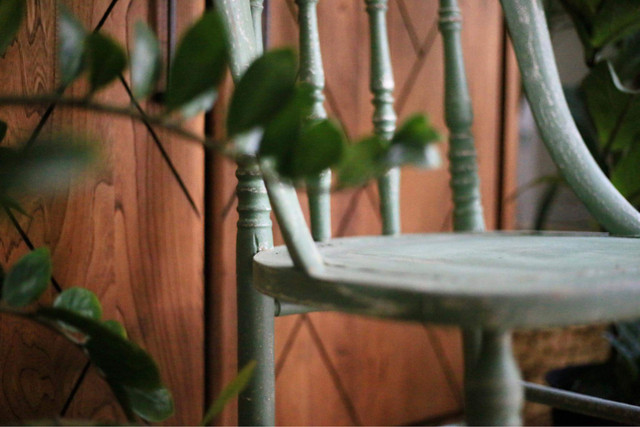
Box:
(201, 361), (256, 426)
(288, 119), (345, 178)
(54, 287), (103, 320)
(0, 136), (96, 195)
(86, 32), (127, 92)
(258, 83), (314, 160)
(103, 319), (127, 338)
(131, 22), (162, 99)
(388, 114), (442, 168)
(227, 48), (297, 136)
(37, 307), (174, 422)
(560, 0), (640, 61)
(2, 248), (52, 307)
(612, 142), (640, 199)
(58, 6), (87, 85)
(337, 136), (388, 187)
(0, 0), (25, 56)
(0, 120), (7, 142)
(166, 10), (227, 114)
(582, 62), (640, 152)
(179, 88), (217, 119)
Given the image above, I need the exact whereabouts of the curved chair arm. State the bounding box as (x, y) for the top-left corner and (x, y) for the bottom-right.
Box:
(261, 167), (326, 275)
(501, 0), (640, 237)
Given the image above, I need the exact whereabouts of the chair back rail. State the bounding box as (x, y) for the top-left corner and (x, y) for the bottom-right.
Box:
(501, 0), (640, 237)
(366, 0), (402, 236)
(297, 0), (332, 242)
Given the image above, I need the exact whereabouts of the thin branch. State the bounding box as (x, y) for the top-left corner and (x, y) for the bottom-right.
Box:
(0, 95), (227, 153)
(118, 76), (201, 217)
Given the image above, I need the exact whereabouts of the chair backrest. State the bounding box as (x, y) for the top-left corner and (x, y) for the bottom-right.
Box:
(219, 0), (640, 277)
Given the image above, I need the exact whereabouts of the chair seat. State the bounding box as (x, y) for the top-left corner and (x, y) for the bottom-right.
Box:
(253, 231), (640, 329)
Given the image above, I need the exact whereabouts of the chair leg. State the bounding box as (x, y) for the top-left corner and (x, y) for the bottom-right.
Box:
(236, 166), (276, 426)
(463, 329), (523, 426)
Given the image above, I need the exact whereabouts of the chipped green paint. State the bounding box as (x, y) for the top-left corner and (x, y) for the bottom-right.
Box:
(365, 0), (401, 236)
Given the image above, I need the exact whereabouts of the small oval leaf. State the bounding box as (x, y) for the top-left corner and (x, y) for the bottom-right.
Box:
(289, 119), (345, 179)
(131, 22), (162, 99)
(58, 6), (87, 85)
(2, 247), (52, 307)
(103, 319), (127, 338)
(0, 0), (26, 56)
(337, 136), (388, 187)
(37, 307), (174, 422)
(227, 48), (298, 136)
(86, 32), (127, 92)
(166, 10), (227, 113)
(54, 287), (103, 320)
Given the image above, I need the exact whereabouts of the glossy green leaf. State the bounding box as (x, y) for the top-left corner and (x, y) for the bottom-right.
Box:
(37, 307), (174, 422)
(388, 114), (442, 168)
(58, 6), (87, 85)
(166, 10), (227, 113)
(614, 32), (640, 89)
(392, 114), (441, 148)
(258, 84), (314, 160)
(288, 119), (345, 178)
(227, 48), (297, 136)
(0, 120), (7, 142)
(123, 384), (174, 423)
(103, 319), (127, 338)
(131, 22), (162, 99)
(179, 88), (217, 119)
(0, 136), (95, 195)
(54, 287), (103, 321)
(0, 0), (25, 56)
(86, 32), (127, 92)
(201, 361), (256, 426)
(582, 62), (640, 152)
(612, 143), (640, 199)
(560, 0), (640, 59)
(337, 136), (388, 187)
(2, 248), (52, 307)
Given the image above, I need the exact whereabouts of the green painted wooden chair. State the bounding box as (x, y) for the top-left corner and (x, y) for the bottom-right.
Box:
(214, 0), (640, 425)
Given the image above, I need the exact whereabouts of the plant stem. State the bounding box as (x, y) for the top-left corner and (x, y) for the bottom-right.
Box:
(0, 95), (230, 154)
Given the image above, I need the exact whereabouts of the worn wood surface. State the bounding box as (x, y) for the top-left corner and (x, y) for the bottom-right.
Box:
(0, 1), (204, 424)
(208, 0), (515, 425)
(255, 232), (640, 328)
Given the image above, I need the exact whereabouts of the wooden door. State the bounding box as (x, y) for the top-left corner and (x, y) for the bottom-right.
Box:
(208, 0), (519, 425)
(0, 1), (205, 424)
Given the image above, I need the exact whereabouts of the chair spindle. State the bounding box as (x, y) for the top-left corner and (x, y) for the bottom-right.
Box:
(365, 0), (401, 236)
(438, 0), (485, 232)
(216, 1), (276, 424)
(297, 0), (332, 242)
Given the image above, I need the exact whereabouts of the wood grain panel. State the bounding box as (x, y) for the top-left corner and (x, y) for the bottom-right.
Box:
(0, 1), (205, 424)
(208, 0), (514, 425)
